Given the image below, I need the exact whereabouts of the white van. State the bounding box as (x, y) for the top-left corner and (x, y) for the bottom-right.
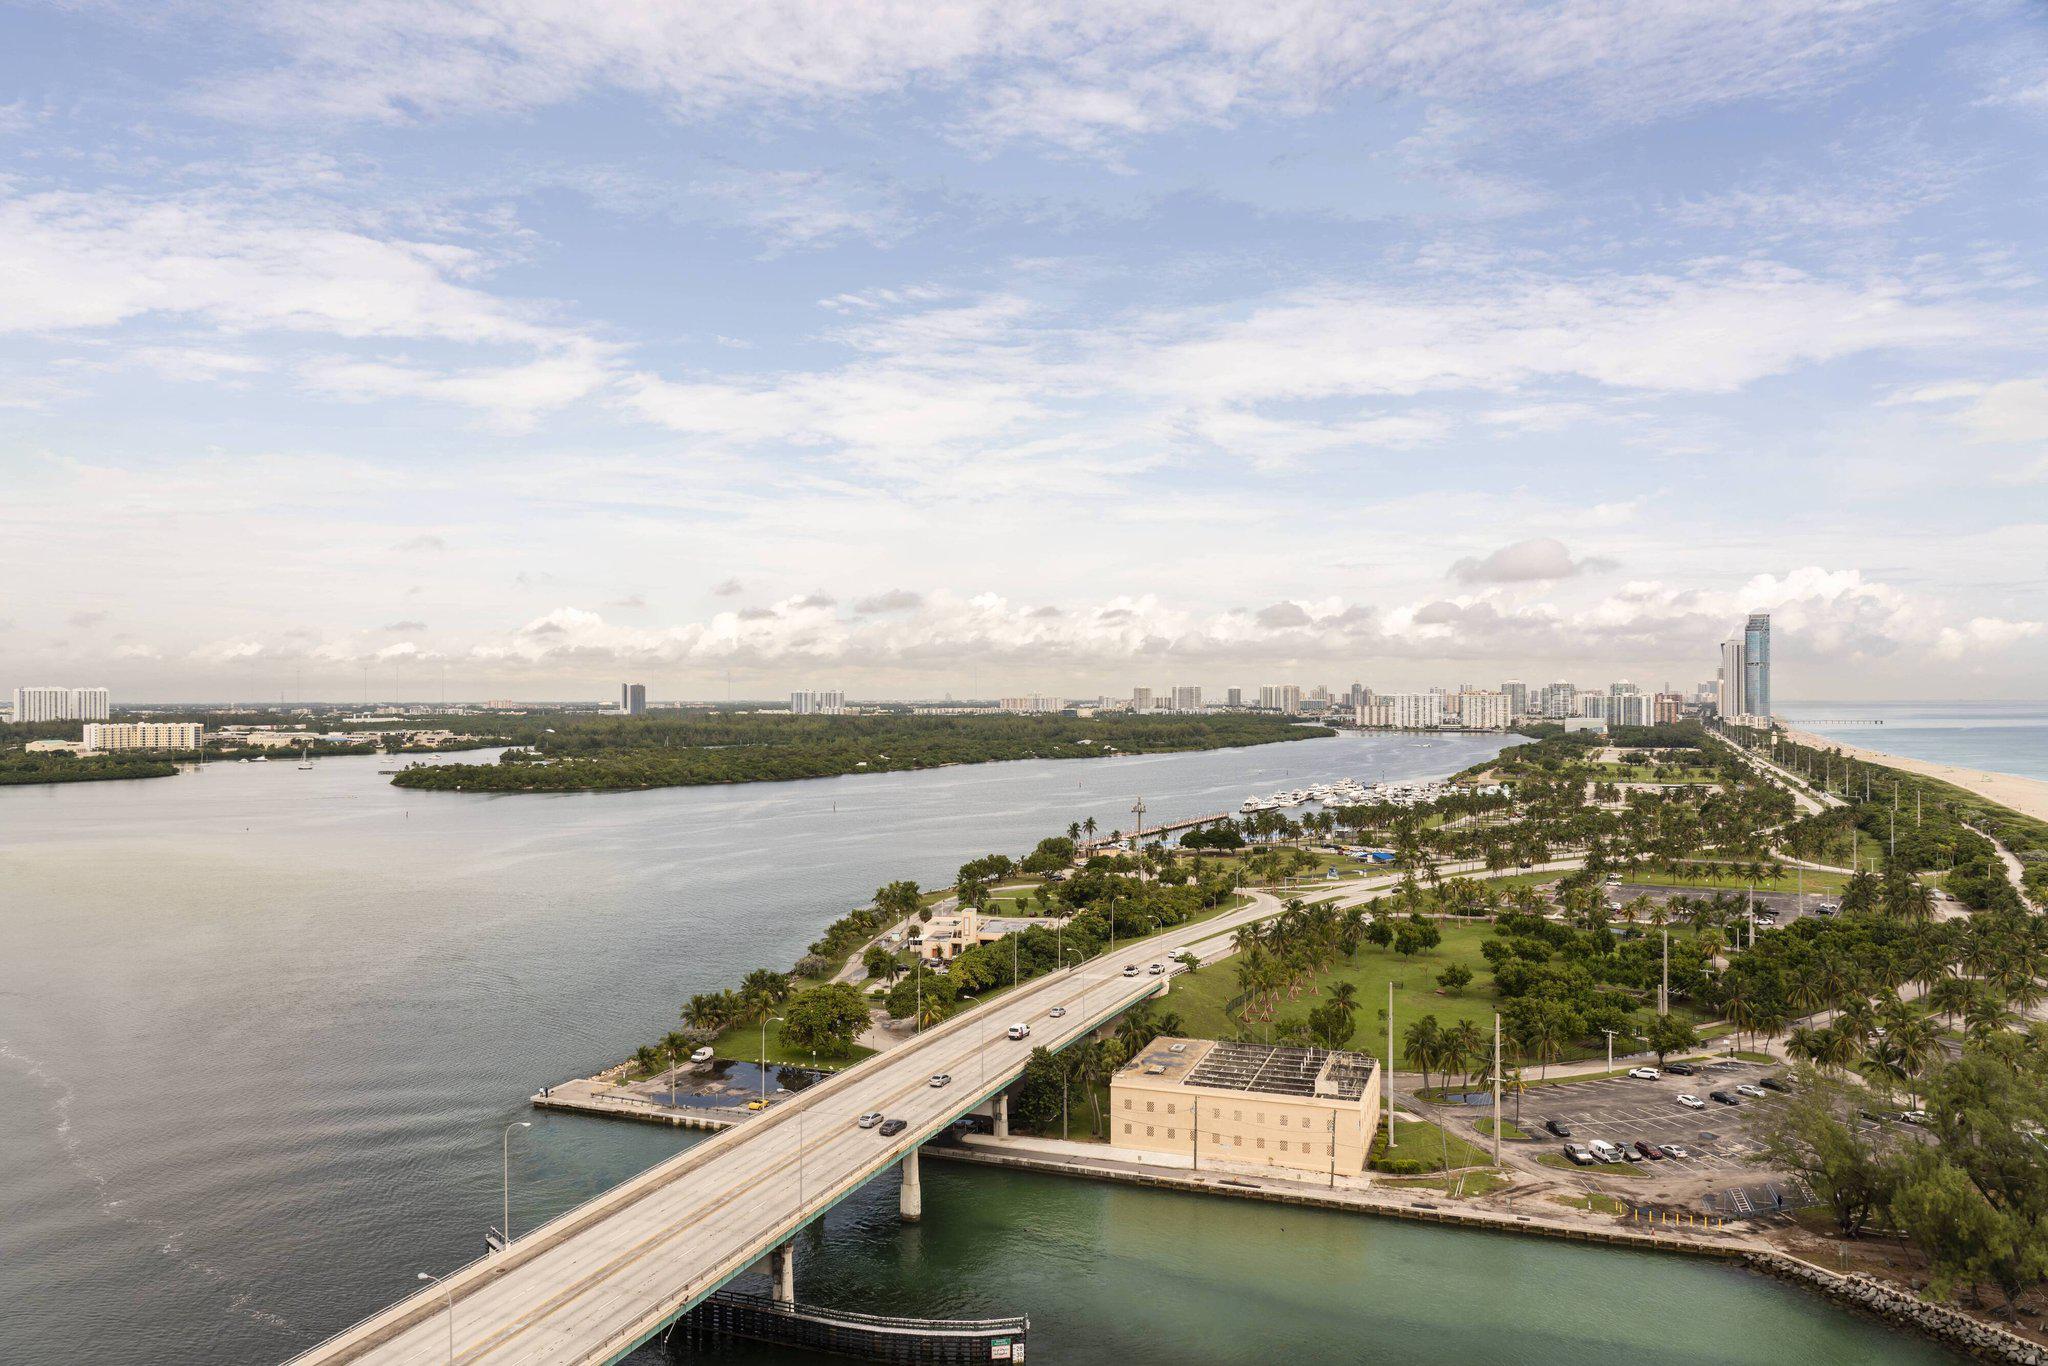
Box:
(689, 1046), (715, 1065)
(1006, 1023), (1032, 1041)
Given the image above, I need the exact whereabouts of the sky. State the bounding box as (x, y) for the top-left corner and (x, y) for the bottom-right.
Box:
(2, 0), (2045, 704)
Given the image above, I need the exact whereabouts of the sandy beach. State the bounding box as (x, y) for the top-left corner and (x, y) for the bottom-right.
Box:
(1784, 727), (2048, 825)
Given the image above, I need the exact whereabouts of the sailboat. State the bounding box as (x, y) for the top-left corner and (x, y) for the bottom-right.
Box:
(297, 739), (315, 770)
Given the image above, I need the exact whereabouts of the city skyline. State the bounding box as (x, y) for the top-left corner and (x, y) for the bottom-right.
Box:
(4, 4), (2045, 698)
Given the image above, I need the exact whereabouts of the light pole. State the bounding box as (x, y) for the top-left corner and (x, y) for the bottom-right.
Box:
(759, 1015), (786, 1105)
(501, 1120), (530, 1248)
(416, 1272), (453, 1364)
(1601, 1028), (1617, 1077)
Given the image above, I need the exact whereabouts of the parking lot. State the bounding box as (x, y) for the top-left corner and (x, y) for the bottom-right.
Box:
(1520, 1060), (1790, 1174)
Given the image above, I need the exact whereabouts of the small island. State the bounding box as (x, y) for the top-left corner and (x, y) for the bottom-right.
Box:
(389, 712), (1334, 793)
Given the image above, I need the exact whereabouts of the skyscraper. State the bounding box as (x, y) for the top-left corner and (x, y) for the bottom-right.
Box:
(621, 682), (646, 715)
(1719, 637), (1747, 718)
(1172, 685), (1202, 712)
(1500, 680), (1528, 716)
(1743, 613), (1772, 718)
(11, 686), (109, 722)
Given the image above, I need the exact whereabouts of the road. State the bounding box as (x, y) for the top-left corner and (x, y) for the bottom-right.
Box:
(294, 860), (1557, 1366)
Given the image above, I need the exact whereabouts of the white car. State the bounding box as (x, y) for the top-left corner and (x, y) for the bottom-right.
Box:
(1627, 1067), (1661, 1080)
(1736, 1083), (1766, 1099)
(1677, 1093), (1706, 1110)
(857, 1111), (884, 1129)
(1147, 962), (1165, 976)
(929, 1074), (952, 1088)
(1122, 965), (1139, 978)
(1899, 1109), (1930, 1126)
(1049, 1006), (1067, 1018)
(1662, 1143), (1691, 1159)
(1006, 1023), (1031, 1040)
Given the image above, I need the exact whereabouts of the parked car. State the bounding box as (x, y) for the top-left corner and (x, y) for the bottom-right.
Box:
(1709, 1090), (1741, 1106)
(1662, 1143), (1691, 1159)
(747, 1099), (767, 1111)
(1563, 1144), (1595, 1166)
(1627, 1067), (1661, 1080)
(1635, 1140), (1667, 1160)
(1006, 1023), (1032, 1041)
(1758, 1076), (1789, 1092)
(857, 1111), (884, 1129)
(1122, 965), (1139, 978)
(689, 1046), (715, 1065)
(1664, 1062), (1698, 1076)
(1735, 1083), (1766, 1099)
(929, 1073), (952, 1088)
(878, 1118), (907, 1137)
(1049, 1006), (1067, 1018)
(1589, 1139), (1623, 1163)
(1544, 1118), (1573, 1137)
(1677, 1094), (1706, 1110)
(1621, 1146), (1643, 1163)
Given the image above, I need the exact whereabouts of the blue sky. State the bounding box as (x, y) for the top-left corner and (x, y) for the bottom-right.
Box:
(2, 0), (2045, 701)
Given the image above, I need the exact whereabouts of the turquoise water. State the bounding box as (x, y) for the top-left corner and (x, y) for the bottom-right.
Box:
(1779, 700), (2048, 783)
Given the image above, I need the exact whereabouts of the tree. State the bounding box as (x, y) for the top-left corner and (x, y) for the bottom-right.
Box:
(875, 879), (922, 923)
(1010, 1046), (1075, 1135)
(1436, 964), (1473, 993)
(1751, 1068), (1896, 1237)
(862, 945), (901, 985)
(1646, 1012), (1700, 1065)
(779, 983), (871, 1057)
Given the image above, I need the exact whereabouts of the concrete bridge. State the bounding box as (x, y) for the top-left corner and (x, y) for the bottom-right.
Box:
(283, 920), (1230, 1364)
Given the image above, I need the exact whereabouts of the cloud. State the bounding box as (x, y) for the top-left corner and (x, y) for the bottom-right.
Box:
(299, 340), (615, 429)
(610, 594), (647, 609)
(383, 619), (427, 632)
(711, 578), (745, 596)
(854, 589), (923, 614)
(397, 534), (448, 552)
(1883, 376), (2048, 482)
(1450, 537), (1613, 584)
(67, 610), (110, 628)
(199, 1), (1915, 156)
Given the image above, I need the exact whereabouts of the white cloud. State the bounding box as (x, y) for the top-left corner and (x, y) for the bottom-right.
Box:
(299, 341), (616, 429)
(199, 1), (1915, 156)
(1449, 538), (1612, 584)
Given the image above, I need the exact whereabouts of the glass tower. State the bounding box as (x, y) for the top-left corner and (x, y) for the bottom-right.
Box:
(1742, 614), (1771, 718)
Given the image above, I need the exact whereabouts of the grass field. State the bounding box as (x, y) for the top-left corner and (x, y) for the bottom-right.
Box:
(1592, 763), (1722, 785)
(709, 1017), (877, 1070)
(1618, 862), (1849, 894)
(1166, 922), (1502, 1067)
(1475, 1116), (1530, 1140)
(1377, 1117), (1494, 1171)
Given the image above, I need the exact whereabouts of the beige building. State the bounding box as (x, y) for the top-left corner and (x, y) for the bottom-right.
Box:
(82, 722), (203, 752)
(1110, 1037), (1380, 1178)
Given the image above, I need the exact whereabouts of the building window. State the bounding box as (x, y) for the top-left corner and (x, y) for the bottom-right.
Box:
(1146, 1101), (1154, 1113)
(1146, 1126), (1154, 1137)
(1279, 1140), (1288, 1152)
(1123, 1098), (1132, 1110)
(1166, 1128), (1176, 1140)
(1257, 1138), (1265, 1150)
(1123, 1122), (1132, 1134)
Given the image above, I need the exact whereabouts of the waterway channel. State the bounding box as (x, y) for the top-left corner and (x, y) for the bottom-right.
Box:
(0, 732), (1959, 1364)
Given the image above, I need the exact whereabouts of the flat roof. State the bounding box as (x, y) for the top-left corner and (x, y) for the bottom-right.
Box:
(1116, 1037), (1377, 1101)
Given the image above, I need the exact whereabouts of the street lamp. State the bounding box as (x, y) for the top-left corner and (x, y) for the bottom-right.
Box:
(759, 1015), (786, 1105)
(1601, 1028), (1617, 1077)
(501, 1120), (531, 1248)
(416, 1272), (454, 1364)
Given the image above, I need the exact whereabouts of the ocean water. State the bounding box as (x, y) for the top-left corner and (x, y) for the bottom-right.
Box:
(1777, 700), (2048, 784)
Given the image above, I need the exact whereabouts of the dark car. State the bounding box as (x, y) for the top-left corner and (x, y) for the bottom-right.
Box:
(878, 1118), (907, 1136)
(1709, 1090), (1741, 1106)
(1544, 1119), (1573, 1138)
(1759, 1076), (1789, 1092)
(1635, 1140), (1666, 1160)
(1664, 1062), (1698, 1076)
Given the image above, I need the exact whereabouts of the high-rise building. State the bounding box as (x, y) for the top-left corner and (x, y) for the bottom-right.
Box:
(12, 686), (109, 722)
(790, 689), (846, 715)
(790, 690), (814, 715)
(1170, 685), (1202, 712)
(1131, 687), (1153, 712)
(1458, 691), (1512, 730)
(1539, 682), (1574, 719)
(1257, 684), (1303, 714)
(1743, 613), (1772, 718)
(1654, 692), (1684, 724)
(1718, 638), (1746, 718)
(83, 722), (202, 751)
(621, 683), (647, 715)
(1225, 687), (1244, 708)
(1386, 693), (1442, 729)
(999, 695), (1063, 714)
(1500, 680), (1528, 716)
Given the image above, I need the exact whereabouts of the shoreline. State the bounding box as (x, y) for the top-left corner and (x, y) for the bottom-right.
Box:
(1781, 726), (2048, 825)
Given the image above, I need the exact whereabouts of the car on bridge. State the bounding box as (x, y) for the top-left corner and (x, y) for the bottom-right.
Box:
(1122, 965), (1139, 977)
(1050, 1006), (1067, 1018)
(879, 1118), (907, 1136)
(857, 1112), (884, 1129)
(1148, 963), (1165, 975)
(929, 1073), (952, 1088)
(1006, 1023), (1032, 1040)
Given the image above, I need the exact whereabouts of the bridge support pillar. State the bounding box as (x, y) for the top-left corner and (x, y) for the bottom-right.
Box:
(993, 1091), (1009, 1140)
(899, 1143), (922, 1222)
(770, 1239), (795, 1307)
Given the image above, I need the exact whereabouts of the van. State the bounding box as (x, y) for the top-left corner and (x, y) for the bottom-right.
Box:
(689, 1046), (715, 1065)
(1006, 1023), (1031, 1041)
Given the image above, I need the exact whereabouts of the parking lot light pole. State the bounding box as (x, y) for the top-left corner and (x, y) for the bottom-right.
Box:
(1602, 1029), (1617, 1077)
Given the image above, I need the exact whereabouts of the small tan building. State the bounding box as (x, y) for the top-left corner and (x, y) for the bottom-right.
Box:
(1109, 1037), (1380, 1178)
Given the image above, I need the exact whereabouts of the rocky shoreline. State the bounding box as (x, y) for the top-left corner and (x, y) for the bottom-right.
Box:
(1748, 1252), (2047, 1364)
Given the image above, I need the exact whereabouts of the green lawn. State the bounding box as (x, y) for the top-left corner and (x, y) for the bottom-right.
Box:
(1377, 1117), (1494, 1171)
(1382, 1170), (1512, 1197)
(1618, 862), (1848, 894)
(1593, 763), (1723, 785)
(709, 1017), (876, 1070)
(1474, 1116), (1530, 1140)
(1166, 922), (1502, 1068)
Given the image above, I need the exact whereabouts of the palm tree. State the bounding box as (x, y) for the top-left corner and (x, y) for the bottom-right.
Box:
(1328, 981), (1360, 1024)
(1402, 1016), (1444, 1090)
(1082, 816), (1097, 840)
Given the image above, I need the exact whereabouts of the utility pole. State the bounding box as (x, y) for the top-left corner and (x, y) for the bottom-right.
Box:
(1491, 1012), (1503, 1165)
(1659, 928), (1669, 1017)
(1602, 1028), (1617, 1076)
(1131, 798), (1147, 881)
(1386, 980), (1395, 1147)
